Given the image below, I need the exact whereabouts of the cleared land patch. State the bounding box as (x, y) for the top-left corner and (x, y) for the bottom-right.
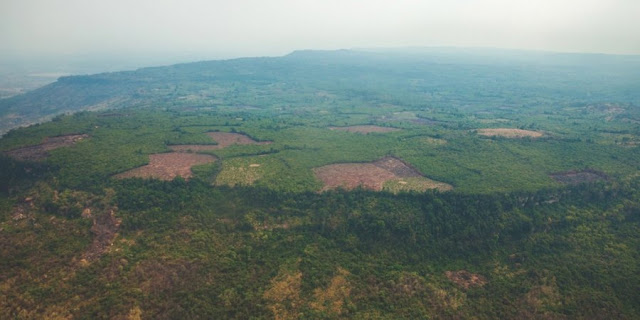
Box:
(314, 156), (452, 192)
(445, 270), (488, 289)
(4, 134), (89, 161)
(477, 128), (543, 138)
(384, 177), (453, 193)
(421, 137), (447, 145)
(329, 125), (400, 134)
(215, 163), (262, 187)
(214, 156), (285, 187)
(169, 132), (271, 152)
(550, 170), (607, 185)
(114, 153), (216, 181)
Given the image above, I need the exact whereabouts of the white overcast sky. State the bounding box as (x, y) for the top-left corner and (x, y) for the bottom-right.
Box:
(2, 0), (640, 60)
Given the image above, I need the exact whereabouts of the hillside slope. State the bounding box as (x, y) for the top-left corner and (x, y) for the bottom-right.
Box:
(2, 48), (639, 134)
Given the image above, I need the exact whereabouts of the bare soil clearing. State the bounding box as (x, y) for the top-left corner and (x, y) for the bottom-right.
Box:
(81, 209), (121, 264)
(169, 132), (271, 152)
(550, 170), (607, 185)
(445, 270), (488, 289)
(4, 134), (89, 161)
(329, 125), (400, 134)
(114, 153), (216, 181)
(315, 163), (397, 191)
(314, 156), (452, 192)
(477, 128), (543, 138)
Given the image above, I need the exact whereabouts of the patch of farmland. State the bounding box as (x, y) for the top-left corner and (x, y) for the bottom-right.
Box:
(215, 159), (267, 187)
(476, 128), (543, 138)
(314, 156), (452, 192)
(384, 177), (453, 193)
(329, 125), (400, 134)
(4, 134), (89, 161)
(114, 153), (216, 181)
(420, 137), (447, 145)
(169, 132), (271, 152)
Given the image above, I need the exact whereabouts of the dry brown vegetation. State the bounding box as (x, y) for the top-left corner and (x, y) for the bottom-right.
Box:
(444, 270), (488, 289)
(263, 270), (303, 320)
(314, 156), (452, 192)
(169, 132), (271, 152)
(4, 134), (88, 161)
(445, 270), (488, 289)
(310, 268), (352, 316)
(477, 128), (543, 138)
(81, 208), (121, 264)
(114, 153), (216, 181)
(329, 125), (400, 134)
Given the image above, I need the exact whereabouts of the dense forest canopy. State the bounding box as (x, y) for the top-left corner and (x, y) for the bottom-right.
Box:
(1, 48), (639, 319)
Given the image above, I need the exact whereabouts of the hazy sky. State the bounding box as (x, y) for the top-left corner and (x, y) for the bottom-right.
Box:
(2, 0), (639, 61)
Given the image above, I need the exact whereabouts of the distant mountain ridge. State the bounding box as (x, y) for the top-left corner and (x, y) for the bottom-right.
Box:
(1, 48), (639, 135)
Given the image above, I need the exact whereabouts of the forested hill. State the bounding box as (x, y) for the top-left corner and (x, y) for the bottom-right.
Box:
(2, 48), (640, 134)
(1, 48), (640, 318)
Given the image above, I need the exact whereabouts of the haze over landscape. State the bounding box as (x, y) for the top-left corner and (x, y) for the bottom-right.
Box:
(2, 0), (638, 98)
(1, 1), (640, 319)
(2, 0), (640, 60)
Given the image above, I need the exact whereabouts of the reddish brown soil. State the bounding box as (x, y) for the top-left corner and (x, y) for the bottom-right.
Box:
(114, 153), (216, 180)
(550, 169), (607, 185)
(4, 134), (89, 161)
(445, 270), (488, 289)
(314, 163), (397, 191)
(477, 128), (543, 138)
(314, 156), (444, 191)
(169, 132), (271, 152)
(329, 125), (400, 134)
